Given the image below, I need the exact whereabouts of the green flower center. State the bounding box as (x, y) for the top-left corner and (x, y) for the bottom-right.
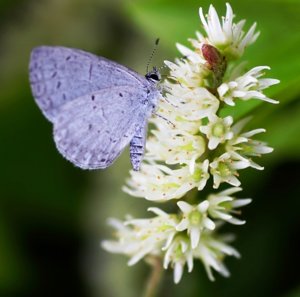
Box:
(218, 162), (231, 177)
(212, 123), (225, 137)
(240, 143), (254, 154)
(192, 168), (203, 182)
(188, 210), (202, 225)
(175, 244), (183, 258)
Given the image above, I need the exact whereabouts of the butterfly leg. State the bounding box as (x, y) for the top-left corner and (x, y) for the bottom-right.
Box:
(129, 122), (147, 171)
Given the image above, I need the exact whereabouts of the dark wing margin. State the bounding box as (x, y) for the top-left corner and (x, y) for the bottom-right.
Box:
(53, 86), (148, 169)
(29, 46), (145, 122)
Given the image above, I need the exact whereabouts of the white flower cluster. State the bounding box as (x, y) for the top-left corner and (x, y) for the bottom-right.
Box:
(103, 3), (279, 284)
(103, 188), (249, 283)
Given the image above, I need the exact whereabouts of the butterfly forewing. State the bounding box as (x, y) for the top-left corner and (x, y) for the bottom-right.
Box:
(29, 46), (145, 122)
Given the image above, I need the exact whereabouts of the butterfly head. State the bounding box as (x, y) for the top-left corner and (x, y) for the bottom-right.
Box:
(145, 66), (161, 84)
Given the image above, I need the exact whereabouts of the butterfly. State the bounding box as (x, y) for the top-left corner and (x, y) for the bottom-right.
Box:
(29, 46), (161, 171)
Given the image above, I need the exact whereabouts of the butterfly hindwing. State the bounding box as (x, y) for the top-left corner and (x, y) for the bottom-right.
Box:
(53, 86), (148, 169)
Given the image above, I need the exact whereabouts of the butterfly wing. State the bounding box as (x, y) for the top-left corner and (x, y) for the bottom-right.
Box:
(29, 46), (145, 122)
(53, 86), (149, 169)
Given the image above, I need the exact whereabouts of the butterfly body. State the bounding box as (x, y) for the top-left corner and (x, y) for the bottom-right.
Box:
(29, 46), (161, 170)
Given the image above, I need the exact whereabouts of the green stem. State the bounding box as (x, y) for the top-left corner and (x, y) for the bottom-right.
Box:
(143, 256), (164, 297)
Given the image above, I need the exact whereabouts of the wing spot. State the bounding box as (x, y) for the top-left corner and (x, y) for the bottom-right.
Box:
(93, 106), (97, 109)
(56, 81), (61, 89)
(100, 158), (106, 162)
(66, 56), (71, 61)
(88, 124), (93, 130)
(51, 72), (57, 78)
(62, 93), (67, 100)
(91, 95), (95, 101)
(119, 93), (123, 97)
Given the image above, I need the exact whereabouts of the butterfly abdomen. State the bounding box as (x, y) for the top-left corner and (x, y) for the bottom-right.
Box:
(129, 124), (147, 171)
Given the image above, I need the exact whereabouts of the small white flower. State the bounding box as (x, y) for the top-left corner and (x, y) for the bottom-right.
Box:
(176, 200), (215, 248)
(197, 3), (260, 59)
(190, 159), (210, 190)
(176, 43), (206, 64)
(163, 235), (194, 284)
(179, 88), (220, 121)
(227, 117), (274, 170)
(218, 66), (280, 105)
(146, 130), (205, 167)
(164, 59), (208, 88)
(102, 208), (178, 266)
(153, 96), (201, 135)
(200, 115), (234, 150)
(210, 152), (249, 188)
(123, 161), (210, 201)
(207, 187), (252, 225)
(193, 231), (240, 281)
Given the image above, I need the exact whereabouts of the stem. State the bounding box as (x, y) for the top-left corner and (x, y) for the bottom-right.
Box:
(143, 256), (164, 297)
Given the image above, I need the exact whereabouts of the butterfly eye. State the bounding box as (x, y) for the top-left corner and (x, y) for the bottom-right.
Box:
(146, 72), (160, 82)
(149, 73), (159, 81)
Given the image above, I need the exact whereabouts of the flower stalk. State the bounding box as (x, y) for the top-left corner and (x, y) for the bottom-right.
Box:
(143, 256), (164, 297)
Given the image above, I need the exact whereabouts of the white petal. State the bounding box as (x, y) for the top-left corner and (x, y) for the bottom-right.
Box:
(211, 210), (233, 221)
(198, 200), (209, 212)
(176, 219), (189, 231)
(189, 155), (196, 174)
(242, 128), (265, 138)
(218, 83), (229, 97)
(199, 7), (209, 35)
(163, 245), (172, 268)
(208, 5), (224, 43)
(128, 245), (153, 266)
(232, 198), (252, 207)
(223, 3), (233, 37)
(231, 160), (250, 170)
(187, 253), (194, 272)
(190, 227), (201, 249)
(226, 175), (241, 187)
(176, 43), (203, 63)
(224, 116), (233, 126)
(228, 217), (246, 225)
(239, 22), (257, 49)
(208, 137), (220, 150)
(218, 187), (242, 196)
(162, 232), (176, 251)
(203, 217), (216, 230)
(177, 201), (193, 213)
(259, 78), (280, 88)
(174, 262), (184, 284)
(147, 207), (168, 217)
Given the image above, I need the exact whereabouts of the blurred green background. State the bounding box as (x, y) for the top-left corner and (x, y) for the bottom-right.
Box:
(0, 0), (299, 296)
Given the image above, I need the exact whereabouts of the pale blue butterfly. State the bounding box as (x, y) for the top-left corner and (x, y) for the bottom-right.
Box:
(29, 46), (161, 171)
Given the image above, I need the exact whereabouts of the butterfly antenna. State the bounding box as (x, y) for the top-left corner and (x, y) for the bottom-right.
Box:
(146, 38), (160, 73)
(153, 112), (175, 128)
